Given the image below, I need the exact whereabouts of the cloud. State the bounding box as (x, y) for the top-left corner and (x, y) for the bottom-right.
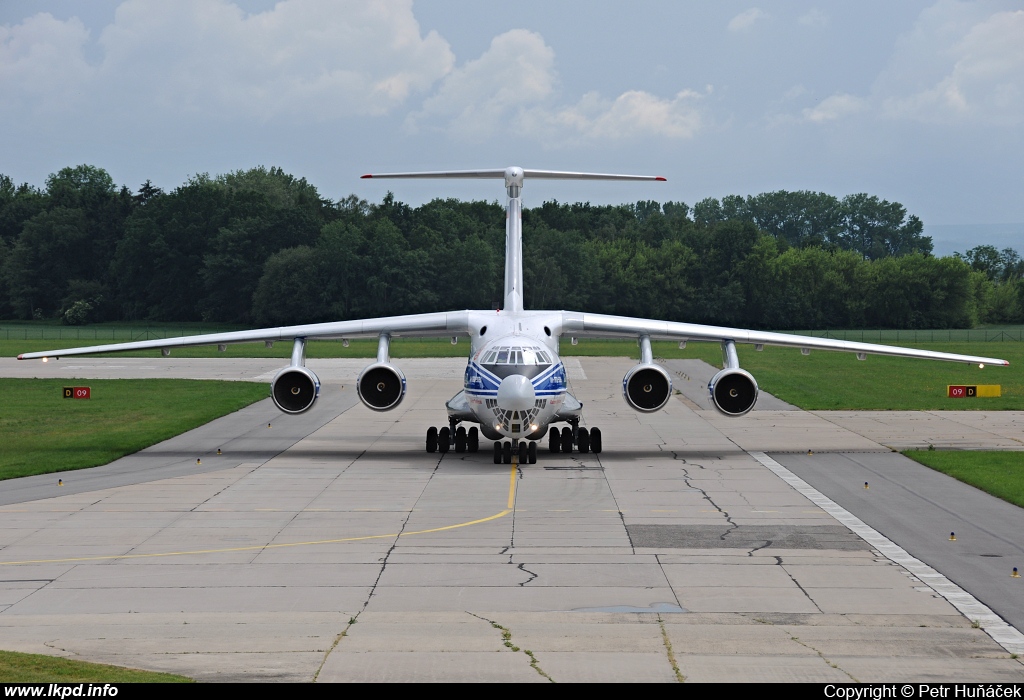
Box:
(0, 13), (95, 112)
(411, 28), (705, 145)
(409, 29), (555, 140)
(523, 89), (705, 145)
(0, 0), (456, 121)
(879, 8), (1024, 125)
(802, 93), (867, 123)
(727, 8), (767, 32)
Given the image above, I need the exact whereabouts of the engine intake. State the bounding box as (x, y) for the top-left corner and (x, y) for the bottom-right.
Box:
(708, 368), (758, 416)
(622, 363), (673, 412)
(357, 362), (407, 411)
(271, 366), (320, 414)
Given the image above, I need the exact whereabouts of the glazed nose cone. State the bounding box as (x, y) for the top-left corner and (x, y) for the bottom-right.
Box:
(496, 374), (535, 411)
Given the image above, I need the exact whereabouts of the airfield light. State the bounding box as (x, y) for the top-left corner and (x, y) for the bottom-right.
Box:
(950, 532), (956, 541)
(979, 363), (985, 369)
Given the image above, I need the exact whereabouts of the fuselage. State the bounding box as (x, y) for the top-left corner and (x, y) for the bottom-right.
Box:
(458, 310), (570, 441)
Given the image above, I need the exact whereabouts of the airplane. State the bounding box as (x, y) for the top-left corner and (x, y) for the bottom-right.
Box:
(18, 167), (1009, 465)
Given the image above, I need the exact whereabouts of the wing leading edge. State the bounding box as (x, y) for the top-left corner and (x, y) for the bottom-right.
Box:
(559, 312), (1010, 367)
(17, 311), (472, 360)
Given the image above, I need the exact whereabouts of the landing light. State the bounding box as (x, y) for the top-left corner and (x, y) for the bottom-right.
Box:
(979, 363), (984, 369)
(42, 357), (48, 363)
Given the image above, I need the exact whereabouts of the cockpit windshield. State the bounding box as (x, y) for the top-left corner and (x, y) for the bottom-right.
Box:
(482, 346), (552, 366)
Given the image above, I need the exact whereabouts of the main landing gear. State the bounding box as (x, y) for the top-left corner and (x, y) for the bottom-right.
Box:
(426, 421), (479, 454)
(548, 423), (602, 454)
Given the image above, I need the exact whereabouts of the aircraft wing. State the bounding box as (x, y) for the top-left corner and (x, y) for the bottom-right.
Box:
(559, 312), (1010, 367)
(17, 311), (472, 360)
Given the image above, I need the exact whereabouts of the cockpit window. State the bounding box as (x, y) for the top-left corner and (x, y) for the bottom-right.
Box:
(483, 346), (552, 366)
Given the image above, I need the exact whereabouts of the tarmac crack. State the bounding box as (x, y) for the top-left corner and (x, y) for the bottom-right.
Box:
(784, 628), (858, 682)
(657, 614), (686, 682)
(313, 448), (444, 681)
(515, 562), (538, 587)
(679, 467), (737, 540)
(466, 612), (554, 683)
(777, 557), (823, 613)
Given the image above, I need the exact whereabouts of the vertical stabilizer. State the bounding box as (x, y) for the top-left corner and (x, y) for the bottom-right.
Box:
(361, 167), (664, 314)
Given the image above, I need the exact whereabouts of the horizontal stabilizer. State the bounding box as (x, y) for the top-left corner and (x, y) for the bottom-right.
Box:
(362, 167), (665, 182)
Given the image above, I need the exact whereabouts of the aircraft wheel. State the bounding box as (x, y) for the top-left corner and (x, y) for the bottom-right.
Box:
(590, 427), (602, 454)
(528, 441), (537, 464)
(548, 427), (560, 453)
(493, 441), (502, 464)
(518, 441), (529, 464)
(438, 427), (450, 453)
(502, 441), (512, 464)
(560, 427), (573, 453)
(577, 428), (590, 454)
(455, 426), (467, 453)
(426, 427), (438, 453)
(468, 427), (479, 453)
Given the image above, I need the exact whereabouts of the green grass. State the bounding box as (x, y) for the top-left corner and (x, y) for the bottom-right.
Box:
(648, 340), (1023, 411)
(0, 649), (192, 682)
(0, 379), (267, 481)
(903, 450), (1024, 509)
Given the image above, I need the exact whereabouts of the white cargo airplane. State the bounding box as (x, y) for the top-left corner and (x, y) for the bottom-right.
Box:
(19, 167), (1009, 465)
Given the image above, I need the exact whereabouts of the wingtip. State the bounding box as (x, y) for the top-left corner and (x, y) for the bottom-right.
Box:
(16, 354), (23, 360)
(360, 174), (373, 179)
(655, 176), (667, 181)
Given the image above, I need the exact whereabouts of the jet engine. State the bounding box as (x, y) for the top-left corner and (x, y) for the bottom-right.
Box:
(271, 366), (321, 414)
(708, 368), (758, 416)
(357, 362), (407, 411)
(622, 363), (673, 412)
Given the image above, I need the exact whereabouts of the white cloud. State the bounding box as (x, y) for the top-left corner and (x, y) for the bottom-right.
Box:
(409, 29), (556, 140)
(727, 8), (767, 32)
(0, 13), (95, 112)
(523, 89), (705, 145)
(880, 8), (1024, 125)
(410, 28), (705, 145)
(802, 93), (867, 123)
(0, 0), (456, 121)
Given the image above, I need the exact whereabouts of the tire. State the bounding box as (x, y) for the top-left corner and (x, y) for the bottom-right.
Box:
(455, 426), (467, 453)
(528, 441), (537, 464)
(560, 427), (573, 453)
(502, 441), (512, 464)
(468, 427), (479, 453)
(518, 442), (528, 464)
(438, 427), (450, 453)
(577, 428), (590, 453)
(549, 426), (560, 453)
(493, 441), (502, 464)
(426, 427), (438, 453)
(590, 427), (602, 453)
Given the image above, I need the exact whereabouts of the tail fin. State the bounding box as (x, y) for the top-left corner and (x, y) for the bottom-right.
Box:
(362, 167), (665, 312)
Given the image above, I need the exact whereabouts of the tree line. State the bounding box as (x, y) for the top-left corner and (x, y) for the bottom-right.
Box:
(1, 165), (1021, 330)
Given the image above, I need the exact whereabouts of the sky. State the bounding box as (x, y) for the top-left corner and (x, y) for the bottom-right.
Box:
(1, 1), (1022, 254)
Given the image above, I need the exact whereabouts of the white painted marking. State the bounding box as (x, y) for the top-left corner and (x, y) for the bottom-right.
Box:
(749, 450), (1024, 656)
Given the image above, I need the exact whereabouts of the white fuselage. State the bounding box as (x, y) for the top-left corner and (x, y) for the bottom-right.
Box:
(458, 310), (570, 440)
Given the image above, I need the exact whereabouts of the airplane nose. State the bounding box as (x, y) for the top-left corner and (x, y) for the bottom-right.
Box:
(496, 374), (535, 411)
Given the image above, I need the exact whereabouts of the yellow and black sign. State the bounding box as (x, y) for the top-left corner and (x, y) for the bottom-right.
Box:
(947, 385), (1000, 398)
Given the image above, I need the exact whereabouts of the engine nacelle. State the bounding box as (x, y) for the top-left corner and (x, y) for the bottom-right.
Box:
(271, 366), (320, 414)
(622, 363), (673, 412)
(357, 362), (407, 411)
(708, 368), (758, 416)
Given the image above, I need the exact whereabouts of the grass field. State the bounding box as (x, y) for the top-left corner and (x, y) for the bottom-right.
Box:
(903, 450), (1024, 509)
(0, 650), (192, 683)
(0, 378), (267, 481)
